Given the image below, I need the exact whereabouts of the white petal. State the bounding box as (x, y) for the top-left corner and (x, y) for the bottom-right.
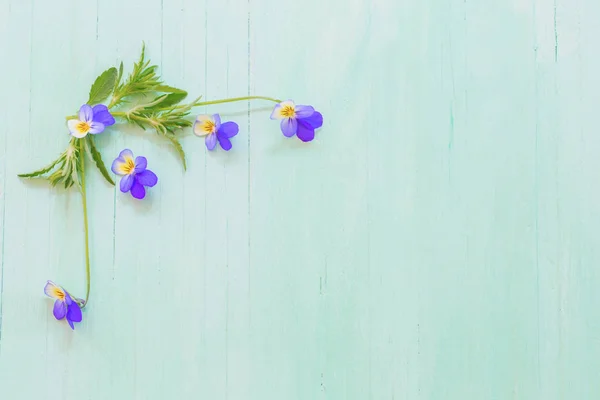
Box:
(193, 115), (215, 136)
(67, 119), (88, 138)
(270, 100), (295, 119)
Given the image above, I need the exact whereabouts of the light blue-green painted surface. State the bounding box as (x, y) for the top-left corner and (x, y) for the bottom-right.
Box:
(1, 0), (599, 398)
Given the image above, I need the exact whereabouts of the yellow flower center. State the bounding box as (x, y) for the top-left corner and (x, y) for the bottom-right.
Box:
(122, 158), (135, 175)
(203, 120), (216, 134)
(52, 287), (66, 301)
(280, 105), (295, 118)
(76, 121), (91, 134)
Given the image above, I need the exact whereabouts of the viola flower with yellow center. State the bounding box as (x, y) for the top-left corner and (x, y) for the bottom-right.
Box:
(111, 149), (158, 199)
(270, 100), (323, 142)
(67, 104), (115, 138)
(193, 113), (239, 151)
(44, 280), (83, 330)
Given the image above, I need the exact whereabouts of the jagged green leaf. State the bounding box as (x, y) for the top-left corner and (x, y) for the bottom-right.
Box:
(164, 135), (187, 170)
(114, 61), (124, 91)
(155, 85), (186, 94)
(88, 67), (119, 105)
(17, 157), (62, 178)
(87, 137), (115, 186)
(148, 92), (187, 109)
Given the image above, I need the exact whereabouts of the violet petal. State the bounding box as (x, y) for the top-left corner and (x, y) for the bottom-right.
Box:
(296, 119), (316, 142)
(53, 300), (67, 320)
(295, 105), (315, 118)
(120, 174), (135, 192)
(212, 114), (222, 131)
(136, 170), (158, 187)
(130, 181), (146, 199)
(134, 156), (147, 173)
(280, 118), (298, 137)
(205, 133), (217, 150)
(88, 121), (105, 134)
(67, 303), (82, 323)
(301, 111), (323, 129)
(92, 105), (116, 126)
(217, 131), (232, 151)
(219, 122), (239, 138)
(79, 104), (94, 123)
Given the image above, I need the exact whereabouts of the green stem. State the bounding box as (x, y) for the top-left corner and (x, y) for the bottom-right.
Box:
(66, 95), (282, 121)
(191, 95), (282, 107)
(78, 139), (91, 308)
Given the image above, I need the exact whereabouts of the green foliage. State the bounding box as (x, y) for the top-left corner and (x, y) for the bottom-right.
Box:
(19, 138), (82, 189)
(109, 43), (162, 108)
(86, 136), (115, 186)
(88, 67), (119, 105)
(164, 134), (187, 171)
(17, 157), (63, 178)
(152, 92), (188, 108)
(119, 95), (202, 170)
(22, 43), (200, 191)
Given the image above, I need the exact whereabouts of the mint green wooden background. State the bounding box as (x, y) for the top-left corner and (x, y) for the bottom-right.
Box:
(1, 0), (599, 398)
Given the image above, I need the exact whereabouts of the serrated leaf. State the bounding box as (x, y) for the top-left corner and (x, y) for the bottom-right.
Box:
(49, 170), (63, 186)
(164, 135), (187, 170)
(88, 67), (118, 105)
(155, 85), (187, 94)
(87, 137), (115, 186)
(149, 92), (187, 109)
(18, 157), (62, 178)
(114, 62), (124, 91)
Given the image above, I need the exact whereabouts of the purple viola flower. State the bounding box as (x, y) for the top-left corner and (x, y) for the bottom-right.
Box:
(193, 114), (239, 151)
(270, 100), (323, 142)
(111, 149), (158, 200)
(67, 104), (116, 138)
(44, 280), (83, 330)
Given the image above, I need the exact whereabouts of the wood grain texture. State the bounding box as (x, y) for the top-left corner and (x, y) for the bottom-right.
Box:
(1, 0), (599, 398)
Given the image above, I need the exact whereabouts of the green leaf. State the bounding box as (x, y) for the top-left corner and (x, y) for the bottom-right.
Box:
(48, 169), (64, 186)
(155, 85), (186, 94)
(114, 61), (124, 91)
(18, 157), (62, 178)
(88, 67), (119, 105)
(87, 137), (115, 186)
(149, 92), (188, 109)
(164, 135), (187, 170)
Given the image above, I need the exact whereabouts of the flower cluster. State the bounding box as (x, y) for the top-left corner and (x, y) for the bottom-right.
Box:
(25, 45), (325, 331)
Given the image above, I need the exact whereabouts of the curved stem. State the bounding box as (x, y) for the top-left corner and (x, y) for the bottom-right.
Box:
(79, 139), (91, 308)
(192, 95), (281, 107)
(67, 95), (281, 121)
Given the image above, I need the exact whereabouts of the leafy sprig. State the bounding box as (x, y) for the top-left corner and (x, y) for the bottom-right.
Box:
(18, 138), (81, 189)
(24, 44), (199, 185)
(106, 44), (194, 168)
(18, 42), (289, 322)
(108, 44), (162, 109)
(116, 94), (203, 170)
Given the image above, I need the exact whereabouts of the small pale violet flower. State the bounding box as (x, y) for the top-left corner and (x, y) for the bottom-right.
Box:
(44, 281), (83, 330)
(270, 100), (323, 142)
(193, 114), (239, 151)
(67, 104), (115, 138)
(111, 149), (158, 200)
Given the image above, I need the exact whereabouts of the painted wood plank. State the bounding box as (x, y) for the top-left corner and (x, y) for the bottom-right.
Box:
(1, 0), (600, 398)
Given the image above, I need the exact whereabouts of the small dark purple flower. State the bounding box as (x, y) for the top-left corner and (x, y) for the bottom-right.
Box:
(111, 149), (158, 200)
(67, 104), (115, 138)
(193, 113), (239, 151)
(44, 281), (83, 330)
(270, 100), (323, 142)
